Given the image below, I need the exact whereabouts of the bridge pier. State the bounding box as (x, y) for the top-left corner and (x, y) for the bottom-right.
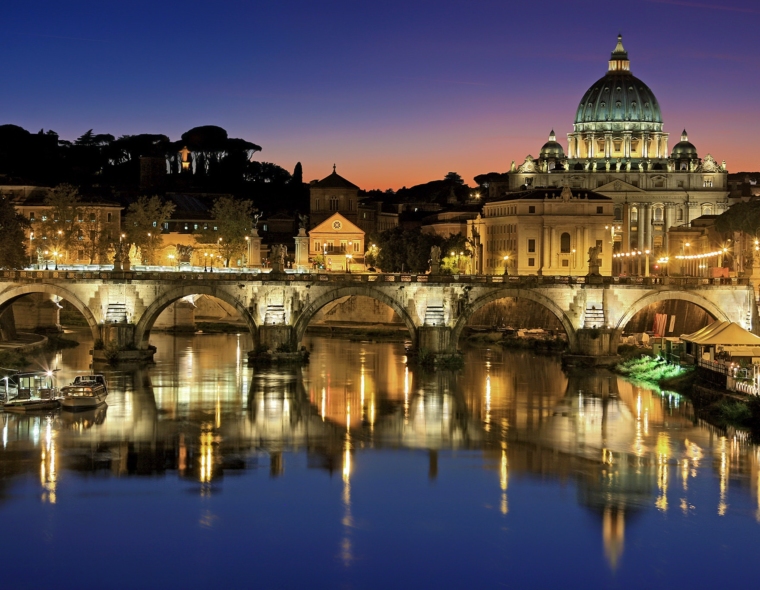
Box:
(417, 326), (452, 354)
(259, 325), (293, 351)
(94, 323), (156, 364)
(564, 328), (623, 366)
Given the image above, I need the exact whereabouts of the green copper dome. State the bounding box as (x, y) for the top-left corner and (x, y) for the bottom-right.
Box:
(671, 130), (698, 159)
(539, 129), (565, 159)
(573, 35), (663, 128)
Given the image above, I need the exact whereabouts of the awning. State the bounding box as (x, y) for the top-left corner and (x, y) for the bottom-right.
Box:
(681, 320), (760, 346)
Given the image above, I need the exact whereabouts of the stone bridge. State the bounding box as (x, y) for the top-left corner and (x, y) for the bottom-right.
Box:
(0, 269), (755, 359)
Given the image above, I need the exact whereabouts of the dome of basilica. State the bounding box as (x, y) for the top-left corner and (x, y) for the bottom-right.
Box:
(539, 130), (565, 159)
(573, 35), (663, 129)
(670, 130), (698, 159)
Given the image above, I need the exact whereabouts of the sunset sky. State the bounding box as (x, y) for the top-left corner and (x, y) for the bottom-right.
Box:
(2, 0), (759, 190)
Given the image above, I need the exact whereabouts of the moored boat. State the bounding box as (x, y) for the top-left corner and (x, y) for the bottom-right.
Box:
(60, 374), (108, 411)
(2, 371), (62, 413)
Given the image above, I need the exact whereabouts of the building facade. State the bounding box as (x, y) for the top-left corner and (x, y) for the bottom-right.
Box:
(486, 36), (729, 258)
(310, 166), (398, 235)
(468, 186), (614, 276)
(308, 213), (364, 271)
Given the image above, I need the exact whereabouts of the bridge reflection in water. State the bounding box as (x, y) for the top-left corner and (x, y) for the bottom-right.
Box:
(0, 333), (759, 570)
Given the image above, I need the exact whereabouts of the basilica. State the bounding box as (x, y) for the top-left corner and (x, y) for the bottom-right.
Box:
(478, 35), (729, 273)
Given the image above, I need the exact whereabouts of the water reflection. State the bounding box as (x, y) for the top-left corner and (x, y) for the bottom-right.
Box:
(1, 331), (759, 573)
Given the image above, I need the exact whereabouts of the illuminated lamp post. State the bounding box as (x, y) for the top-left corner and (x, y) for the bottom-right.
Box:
(644, 249), (650, 278)
(204, 252), (209, 272)
(503, 255), (509, 276)
(168, 254), (175, 270)
(346, 253), (353, 273)
(44, 250), (49, 270)
(29, 231), (34, 268)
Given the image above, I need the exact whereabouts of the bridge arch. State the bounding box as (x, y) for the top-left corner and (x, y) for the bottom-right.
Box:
(134, 285), (258, 349)
(615, 290), (729, 331)
(293, 286), (417, 348)
(0, 284), (100, 340)
(450, 288), (579, 352)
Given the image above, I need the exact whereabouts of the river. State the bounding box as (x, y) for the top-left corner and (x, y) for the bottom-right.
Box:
(0, 330), (758, 588)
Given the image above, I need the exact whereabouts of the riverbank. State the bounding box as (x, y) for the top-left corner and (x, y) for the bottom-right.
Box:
(464, 328), (567, 353)
(614, 352), (760, 434)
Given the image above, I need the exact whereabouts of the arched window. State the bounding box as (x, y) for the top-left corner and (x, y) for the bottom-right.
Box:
(631, 207), (638, 223)
(560, 232), (571, 253)
(676, 208), (684, 221)
(653, 207), (663, 222)
(702, 204), (713, 215)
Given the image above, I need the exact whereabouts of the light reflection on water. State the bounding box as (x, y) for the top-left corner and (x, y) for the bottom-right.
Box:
(0, 330), (759, 587)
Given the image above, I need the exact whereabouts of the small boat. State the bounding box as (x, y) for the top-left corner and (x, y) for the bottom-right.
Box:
(60, 374), (108, 411)
(3, 371), (62, 413)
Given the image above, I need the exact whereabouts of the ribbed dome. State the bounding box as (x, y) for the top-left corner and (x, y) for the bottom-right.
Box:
(671, 130), (698, 159)
(573, 35), (662, 127)
(540, 130), (565, 159)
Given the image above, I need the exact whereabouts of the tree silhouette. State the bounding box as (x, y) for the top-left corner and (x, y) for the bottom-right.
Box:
(0, 194), (31, 269)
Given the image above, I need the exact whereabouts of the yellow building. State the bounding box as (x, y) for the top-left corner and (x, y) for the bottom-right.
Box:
(308, 213), (364, 271)
(468, 186), (614, 276)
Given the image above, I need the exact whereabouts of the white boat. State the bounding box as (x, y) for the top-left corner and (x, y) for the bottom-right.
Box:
(3, 371), (62, 413)
(60, 374), (108, 410)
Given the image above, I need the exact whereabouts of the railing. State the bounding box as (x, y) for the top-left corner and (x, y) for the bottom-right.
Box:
(0, 269), (752, 287)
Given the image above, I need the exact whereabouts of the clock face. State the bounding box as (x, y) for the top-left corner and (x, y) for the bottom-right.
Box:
(332, 220), (342, 230)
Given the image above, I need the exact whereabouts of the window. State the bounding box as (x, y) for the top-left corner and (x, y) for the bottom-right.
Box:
(703, 178), (713, 188)
(596, 239), (603, 253)
(340, 240), (347, 252)
(528, 206), (536, 214)
(330, 197), (339, 211)
(528, 257), (535, 267)
(562, 259), (569, 267)
(614, 207), (622, 220)
(313, 240), (320, 250)
(702, 204), (713, 215)
(163, 222), (169, 230)
(631, 180), (639, 187)
(348, 200), (353, 211)
(528, 239), (536, 253)
(42, 215), (47, 221)
(193, 224), (198, 230)
(677, 180), (684, 188)
(631, 207), (638, 223)
(327, 241), (334, 252)
(654, 207), (663, 222)
(315, 198), (320, 210)
(77, 213), (83, 222)
(152, 221), (157, 227)
(596, 206), (603, 214)
(107, 213), (112, 222)
(676, 208), (683, 221)
(90, 213), (96, 222)
(29, 212), (35, 221)
(353, 242), (360, 252)
(560, 232), (571, 253)
(525, 177), (533, 187)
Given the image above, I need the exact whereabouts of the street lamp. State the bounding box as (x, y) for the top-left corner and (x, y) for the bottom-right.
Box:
(346, 253), (352, 273)
(53, 250), (59, 271)
(503, 255), (509, 276)
(644, 249), (651, 277)
(29, 231), (34, 268)
(204, 252), (209, 272)
(44, 250), (49, 270)
(168, 254), (175, 270)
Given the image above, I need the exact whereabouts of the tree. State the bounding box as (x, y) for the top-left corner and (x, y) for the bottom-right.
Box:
(0, 195), (31, 269)
(124, 196), (176, 264)
(292, 162), (303, 186)
(196, 197), (255, 267)
(35, 184), (84, 262)
(373, 227), (440, 273)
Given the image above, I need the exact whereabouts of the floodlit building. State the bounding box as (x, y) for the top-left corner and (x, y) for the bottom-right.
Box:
(308, 212), (364, 271)
(468, 186), (614, 275)
(486, 35), (729, 258)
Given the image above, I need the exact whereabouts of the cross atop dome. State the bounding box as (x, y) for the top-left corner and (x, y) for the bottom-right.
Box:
(608, 34), (630, 73)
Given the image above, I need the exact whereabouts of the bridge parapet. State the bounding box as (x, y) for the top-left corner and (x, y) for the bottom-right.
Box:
(1, 269), (752, 288)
